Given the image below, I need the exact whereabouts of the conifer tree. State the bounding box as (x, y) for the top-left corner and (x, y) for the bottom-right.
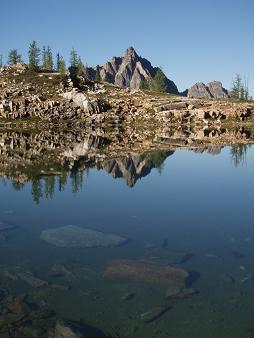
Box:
(56, 53), (61, 71)
(77, 57), (84, 76)
(42, 46), (53, 71)
(94, 69), (101, 82)
(58, 56), (66, 80)
(46, 46), (53, 70)
(231, 74), (249, 101)
(150, 68), (167, 93)
(8, 49), (22, 65)
(69, 48), (79, 68)
(0, 54), (3, 68)
(28, 41), (40, 71)
(42, 46), (47, 69)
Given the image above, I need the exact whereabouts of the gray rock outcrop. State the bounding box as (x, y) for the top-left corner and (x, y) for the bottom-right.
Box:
(92, 47), (179, 94)
(185, 81), (229, 99)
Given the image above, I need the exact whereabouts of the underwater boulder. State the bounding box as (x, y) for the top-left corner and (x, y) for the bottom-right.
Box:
(40, 225), (127, 248)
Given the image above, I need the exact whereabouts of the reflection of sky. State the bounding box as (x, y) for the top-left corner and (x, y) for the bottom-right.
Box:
(0, 146), (253, 248)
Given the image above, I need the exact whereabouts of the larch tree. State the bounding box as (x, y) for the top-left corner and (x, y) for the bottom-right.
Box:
(8, 49), (22, 65)
(28, 41), (40, 71)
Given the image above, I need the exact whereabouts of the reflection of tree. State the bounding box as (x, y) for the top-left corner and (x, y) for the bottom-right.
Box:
(12, 181), (25, 191)
(145, 150), (168, 174)
(58, 173), (68, 192)
(231, 144), (251, 167)
(71, 170), (84, 193)
(44, 176), (55, 199)
(31, 177), (43, 204)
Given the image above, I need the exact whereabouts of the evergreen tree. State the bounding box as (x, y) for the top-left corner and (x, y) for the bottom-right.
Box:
(84, 63), (91, 79)
(42, 46), (53, 71)
(8, 49), (22, 65)
(28, 41), (40, 71)
(0, 54), (3, 68)
(243, 75), (249, 100)
(69, 48), (79, 68)
(231, 74), (249, 101)
(94, 69), (101, 82)
(56, 53), (61, 71)
(42, 46), (47, 68)
(58, 56), (66, 79)
(46, 46), (53, 70)
(231, 74), (242, 99)
(140, 77), (150, 90)
(150, 68), (167, 93)
(77, 57), (84, 76)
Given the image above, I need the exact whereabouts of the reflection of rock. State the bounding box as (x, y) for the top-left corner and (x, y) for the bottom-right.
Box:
(102, 151), (173, 187)
(40, 225), (128, 248)
(104, 259), (188, 288)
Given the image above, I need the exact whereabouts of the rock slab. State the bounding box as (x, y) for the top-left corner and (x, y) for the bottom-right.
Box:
(104, 259), (188, 288)
(40, 225), (127, 248)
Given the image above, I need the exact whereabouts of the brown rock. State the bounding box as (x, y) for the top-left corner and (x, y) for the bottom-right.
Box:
(104, 259), (188, 288)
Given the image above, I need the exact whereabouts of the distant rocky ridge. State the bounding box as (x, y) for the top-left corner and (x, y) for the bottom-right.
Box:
(183, 81), (229, 99)
(91, 47), (179, 94)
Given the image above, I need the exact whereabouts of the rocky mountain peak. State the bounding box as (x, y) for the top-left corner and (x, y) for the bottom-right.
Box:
(92, 47), (178, 94)
(125, 46), (138, 58)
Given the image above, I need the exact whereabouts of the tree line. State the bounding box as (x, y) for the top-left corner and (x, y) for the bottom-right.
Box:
(0, 41), (90, 79)
(0, 44), (252, 99)
(231, 74), (251, 101)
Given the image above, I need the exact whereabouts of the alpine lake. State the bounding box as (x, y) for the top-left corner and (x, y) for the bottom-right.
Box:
(0, 125), (254, 338)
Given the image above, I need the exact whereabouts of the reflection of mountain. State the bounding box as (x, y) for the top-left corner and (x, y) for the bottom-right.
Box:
(102, 151), (173, 187)
(0, 125), (253, 203)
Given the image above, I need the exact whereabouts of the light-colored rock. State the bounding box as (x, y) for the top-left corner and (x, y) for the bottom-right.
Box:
(40, 225), (127, 248)
(62, 91), (101, 114)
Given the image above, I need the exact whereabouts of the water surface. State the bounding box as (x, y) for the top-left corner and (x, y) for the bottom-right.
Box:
(0, 141), (254, 337)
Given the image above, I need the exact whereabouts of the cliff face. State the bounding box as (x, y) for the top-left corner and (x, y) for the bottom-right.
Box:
(93, 47), (179, 94)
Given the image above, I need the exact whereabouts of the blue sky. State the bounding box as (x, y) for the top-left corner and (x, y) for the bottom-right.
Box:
(0, 0), (253, 94)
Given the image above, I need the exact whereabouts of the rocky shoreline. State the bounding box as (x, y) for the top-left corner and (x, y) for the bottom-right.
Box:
(0, 63), (254, 127)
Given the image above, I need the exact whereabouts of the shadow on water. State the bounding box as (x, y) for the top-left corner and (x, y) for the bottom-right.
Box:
(185, 270), (201, 288)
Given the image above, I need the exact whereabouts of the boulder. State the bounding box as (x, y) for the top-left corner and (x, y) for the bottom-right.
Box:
(62, 91), (102, 114)
(104, 259), (189, 288)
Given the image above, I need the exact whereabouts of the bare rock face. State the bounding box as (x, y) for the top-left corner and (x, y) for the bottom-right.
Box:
(93, 47), (178, 94)
(207, 81), (229, 98)
(187, 82), (213, 99)
(185, 81), (229, 99)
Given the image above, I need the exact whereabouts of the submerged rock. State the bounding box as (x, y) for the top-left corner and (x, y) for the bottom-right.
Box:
(0, 221), (17, 232)
(140, 306), (171, 323)
(104, 259), (188, 288)
(52, 320), (83, 338)
(40, 225), (127, 248)
(165, 286), (198, 299)
(51, 264), (75, 278)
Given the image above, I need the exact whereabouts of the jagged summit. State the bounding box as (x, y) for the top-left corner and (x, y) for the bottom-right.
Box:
(92, 47), (179, 94)
(125, 46), (138, 57)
